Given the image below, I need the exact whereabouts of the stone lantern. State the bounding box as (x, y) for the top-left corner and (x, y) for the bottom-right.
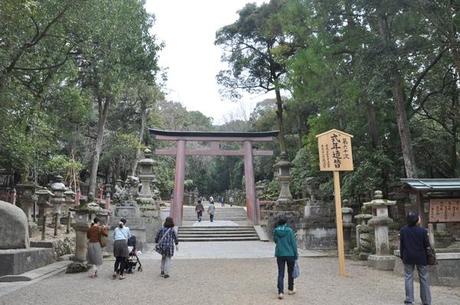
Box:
(342, 199), (354, 252)
(354, 213), (373, 260)
(35, 188), (53, 240)
(274, 157), (292, 204)
(136, 148), (157, 207)
(135, 148), (160, 246)
(66, 199), (109, 273)
(35, 188), (53, 223)
(364, 190), (396, 270)
(50, 175), (67, 227)
(16, 183), (38, 234)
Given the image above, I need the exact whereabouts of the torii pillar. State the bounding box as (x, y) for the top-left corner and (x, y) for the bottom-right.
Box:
(172, 140), (186, 225)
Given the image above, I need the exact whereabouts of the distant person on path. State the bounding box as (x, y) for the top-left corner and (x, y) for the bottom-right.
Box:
(208, 201), (216, 222)
(209, 196), (214, 204)
(86, 217), (107, 278)
(155, 217), (179, 278)
(220, 196), (224, 207)
(195, 200), (204, 222)
(400, 212), (432, 305)
(229, 196), (234, 207)
(113, 218), (131, 280)
(273, 217), (298, 300)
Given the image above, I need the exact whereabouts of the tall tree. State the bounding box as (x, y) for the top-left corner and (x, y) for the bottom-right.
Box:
(215, 0), (293, 156)
(74, 0), (160, 197)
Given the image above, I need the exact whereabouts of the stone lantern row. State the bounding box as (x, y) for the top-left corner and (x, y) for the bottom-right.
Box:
(16, 176), (76, 238)
(346, 190), (396, 271)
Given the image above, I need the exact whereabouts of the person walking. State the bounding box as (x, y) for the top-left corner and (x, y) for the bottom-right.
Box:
(220, 196), (224, 207)
(400, 211), (432, 305)
(113, 218), (131, 280)
(155, 217), (179, 278)
(207, 201), (216, 222)
(195, 200), (204, 222)
(273, 217), (298, 300)
(86, 217), (107, 278)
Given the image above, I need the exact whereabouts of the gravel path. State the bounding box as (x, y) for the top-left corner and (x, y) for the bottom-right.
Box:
(1, 257), (459, 305)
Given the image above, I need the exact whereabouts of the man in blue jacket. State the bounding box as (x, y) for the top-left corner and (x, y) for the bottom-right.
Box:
(399, 211), (431, 305)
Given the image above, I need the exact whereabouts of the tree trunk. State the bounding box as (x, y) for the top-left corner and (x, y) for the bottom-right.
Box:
(131, 102), (148, 176)
(391, 73), (418, 178)
(88, 96), (111, 199)
(452, 89), (459, 177)
(377, 12), (418, 178)
(365, 99), (379, 148)
(275, 88), (287, 157)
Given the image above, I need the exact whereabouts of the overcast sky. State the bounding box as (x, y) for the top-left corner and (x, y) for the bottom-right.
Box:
(145, 0), (269, 125)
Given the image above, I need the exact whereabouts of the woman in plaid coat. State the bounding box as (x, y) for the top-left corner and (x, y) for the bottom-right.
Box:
(155, 217), (178, 278)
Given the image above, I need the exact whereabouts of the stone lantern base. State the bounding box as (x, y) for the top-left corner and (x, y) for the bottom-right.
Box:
(368, 254), (395, 271)
(66, 261), (90, 273)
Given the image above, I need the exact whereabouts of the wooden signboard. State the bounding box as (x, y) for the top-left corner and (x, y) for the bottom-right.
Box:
(316, 129), (354, 277)
(317, 129), (353, 171)
(429, 198), (460, 223)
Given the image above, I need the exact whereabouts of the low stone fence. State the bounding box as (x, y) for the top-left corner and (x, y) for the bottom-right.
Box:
(394, 250), (460, 286)
(259, 198), (339, 250)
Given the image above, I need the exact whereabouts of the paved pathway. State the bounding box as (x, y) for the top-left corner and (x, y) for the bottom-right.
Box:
(141, 241), (326, 259)
(1, 257), (459, 305)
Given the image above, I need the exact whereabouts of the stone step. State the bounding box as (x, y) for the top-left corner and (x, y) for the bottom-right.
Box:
(179, 226), (254, 230)
(178, 225), (259, 242)
(178, 236), (260, 242)
(179, 232), (258, 236)
(179, 234), (259, 238)
(179, 229), (256, 233)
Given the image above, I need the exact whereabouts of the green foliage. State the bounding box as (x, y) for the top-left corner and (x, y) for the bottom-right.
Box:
(45, 155), (82, 177)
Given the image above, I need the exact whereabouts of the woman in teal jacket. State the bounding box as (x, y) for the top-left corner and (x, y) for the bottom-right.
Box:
(273, 217), (298, 299)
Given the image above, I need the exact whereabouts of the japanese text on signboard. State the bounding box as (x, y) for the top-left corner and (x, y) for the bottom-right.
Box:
(317, 130), (353, 171)
(429, 198), (460, 223)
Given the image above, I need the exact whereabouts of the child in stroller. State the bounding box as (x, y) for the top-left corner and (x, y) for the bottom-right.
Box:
(126, 235), (143, 273)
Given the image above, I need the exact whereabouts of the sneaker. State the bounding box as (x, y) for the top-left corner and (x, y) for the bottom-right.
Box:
(288, 289), (296, 295)
(163, 274), (170, 278)
(278, 293), (284, 299)
(112, 272), (117, 279)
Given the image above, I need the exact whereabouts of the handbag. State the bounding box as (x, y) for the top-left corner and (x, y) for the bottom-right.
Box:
(292, 260), (300, 279)
(426, 246), (437, 265)
(98, 226), (108, 248)
(155, 228), (171, 254)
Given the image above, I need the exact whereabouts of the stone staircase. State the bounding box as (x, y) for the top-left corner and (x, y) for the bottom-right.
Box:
(178, 226), (259, 242)
(182, 206), (248, 222)
(179, 206), (260, 242)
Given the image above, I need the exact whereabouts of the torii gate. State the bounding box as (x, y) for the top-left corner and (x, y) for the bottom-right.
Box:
(149, 128), (278, 226)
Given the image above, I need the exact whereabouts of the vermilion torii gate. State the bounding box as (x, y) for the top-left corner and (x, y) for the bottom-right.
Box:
(149, 128), (278, 226)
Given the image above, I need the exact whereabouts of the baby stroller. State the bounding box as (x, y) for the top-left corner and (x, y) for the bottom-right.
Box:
(126, 235), (143, 273)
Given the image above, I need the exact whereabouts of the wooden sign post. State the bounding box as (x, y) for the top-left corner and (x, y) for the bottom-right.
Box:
(316, 129), (354, 276)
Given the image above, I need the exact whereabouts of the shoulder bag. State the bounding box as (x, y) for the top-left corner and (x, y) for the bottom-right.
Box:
(426, 246), (437, 265)
(155, 228), (171, 254)
(98, 226), (108, 248)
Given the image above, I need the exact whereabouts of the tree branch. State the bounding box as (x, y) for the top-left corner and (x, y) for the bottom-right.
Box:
(408, 48), (447, 104)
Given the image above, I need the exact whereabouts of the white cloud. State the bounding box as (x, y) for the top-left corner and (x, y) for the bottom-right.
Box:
(145, 0), (270, 125)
